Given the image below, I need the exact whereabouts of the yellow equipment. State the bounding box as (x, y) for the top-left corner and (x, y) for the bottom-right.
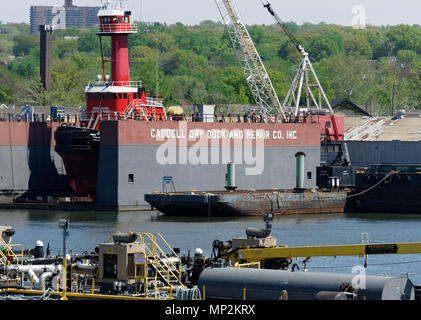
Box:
(217, 241), (421, 266)
(212, 215), (421, 269)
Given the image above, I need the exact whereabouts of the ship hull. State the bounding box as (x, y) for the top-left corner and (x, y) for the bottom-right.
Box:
(145, 189), (348, 217)
(59, 153), (99, 195)
(54, 126), (100, 196)
(349, 171), (421, 214)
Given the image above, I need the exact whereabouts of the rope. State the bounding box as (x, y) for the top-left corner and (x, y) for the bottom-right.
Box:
(300, 171), (397, 202)
(346, 171), (395, 198)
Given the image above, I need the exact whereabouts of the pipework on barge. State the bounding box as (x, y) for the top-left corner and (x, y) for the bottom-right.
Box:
(1, 218), (421, 301)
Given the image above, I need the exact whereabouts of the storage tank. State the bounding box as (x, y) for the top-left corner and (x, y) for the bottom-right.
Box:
(198, 268), (414, 300)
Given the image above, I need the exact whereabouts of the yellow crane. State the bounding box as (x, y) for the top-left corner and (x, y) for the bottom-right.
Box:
(217, 241), (421, 265)
(211, 214), (421, 269)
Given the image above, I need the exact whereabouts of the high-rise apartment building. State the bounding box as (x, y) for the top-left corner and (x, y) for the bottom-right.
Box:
(30, 0), (100, 34)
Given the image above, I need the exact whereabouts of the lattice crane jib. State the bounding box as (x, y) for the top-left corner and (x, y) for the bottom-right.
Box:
(215, 0), (287, 121)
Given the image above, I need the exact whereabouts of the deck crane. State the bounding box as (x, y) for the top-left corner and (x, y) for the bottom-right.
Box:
(216, 0), (350, 167)
(260, 0), (342, 142)
(210, 213), (421, 270)
(214, 0), (290, 121)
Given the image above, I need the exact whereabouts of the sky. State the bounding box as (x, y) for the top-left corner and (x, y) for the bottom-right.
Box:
(0, 0), (420, 27)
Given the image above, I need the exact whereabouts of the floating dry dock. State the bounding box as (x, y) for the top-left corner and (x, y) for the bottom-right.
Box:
(145, 188), (349, 217)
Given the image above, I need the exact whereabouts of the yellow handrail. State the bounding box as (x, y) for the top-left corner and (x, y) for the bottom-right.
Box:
(0, 236), (24, 265)
(136, 232), (183, 289)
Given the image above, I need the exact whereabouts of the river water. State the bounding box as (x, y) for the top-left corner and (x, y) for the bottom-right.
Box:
(2, 209), (421, 285)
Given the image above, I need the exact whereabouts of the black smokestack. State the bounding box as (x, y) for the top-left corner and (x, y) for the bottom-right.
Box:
(39, 25), (53, 91)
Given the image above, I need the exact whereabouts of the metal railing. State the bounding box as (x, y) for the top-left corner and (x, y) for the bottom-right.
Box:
(0, 237), (24, 266)
(87, 80), (143, 88)
(80, 98), (165, 124)
(102, 231), (183, 298)
(98, 23), (138, 33)
(137, 232), (183, 291)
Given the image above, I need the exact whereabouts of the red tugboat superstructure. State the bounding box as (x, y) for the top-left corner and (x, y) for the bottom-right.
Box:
(55, 0), (166, 195)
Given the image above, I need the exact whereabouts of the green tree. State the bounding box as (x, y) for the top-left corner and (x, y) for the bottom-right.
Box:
(385, 25), (421, 55)
(222, 66), (250, 104)
(344, 35), (373, 59)
(0, 84), (13, 103)
(278, 41), (302, 65)
(77, 30), (99, 53)
(0, 37), (13, 61)
(54, 38), (78, 59)
(145, 32), (176, 52)
(308, 34), (344, 61)
(49, 59), (84, 106)
(12, 35), (38, 56)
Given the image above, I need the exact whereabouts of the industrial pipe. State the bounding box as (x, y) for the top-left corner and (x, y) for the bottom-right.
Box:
(225, 162), (237, 190)
(295, 153), (305, 190)
(2, 264), (61, 290)
(40, 272), (53, 291)
(198, 268), (414, 300)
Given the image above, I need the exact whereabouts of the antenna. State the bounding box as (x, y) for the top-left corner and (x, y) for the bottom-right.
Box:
(156, 49), (159, 96)
(140, 0), (143, 22)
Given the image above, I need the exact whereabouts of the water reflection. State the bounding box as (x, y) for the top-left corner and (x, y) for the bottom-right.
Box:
(151, 212), (347, 225)
(0, 209), (119, 223)
(345, 212), (421, 221)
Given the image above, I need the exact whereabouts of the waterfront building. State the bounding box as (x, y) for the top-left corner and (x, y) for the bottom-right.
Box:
(30, 0), (100, 34)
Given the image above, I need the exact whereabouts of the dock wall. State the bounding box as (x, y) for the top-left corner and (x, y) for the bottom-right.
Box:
(96, 121), (322, 210)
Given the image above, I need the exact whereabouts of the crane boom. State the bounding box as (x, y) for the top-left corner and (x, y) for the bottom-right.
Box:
(215, 0), (288, 121)
(218, 242), (421, 263)
(260, 0), (341, 141)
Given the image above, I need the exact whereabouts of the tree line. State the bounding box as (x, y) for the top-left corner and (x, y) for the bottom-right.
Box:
(0, 20), (420, 115)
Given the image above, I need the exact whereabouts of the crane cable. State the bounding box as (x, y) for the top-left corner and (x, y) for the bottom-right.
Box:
(259, 0), (304, 53)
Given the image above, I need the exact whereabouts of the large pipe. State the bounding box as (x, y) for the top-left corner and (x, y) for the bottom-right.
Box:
(40, 272), (53, 291)
(72, 264), (98, 273)
(2, 264), (61, 289)
(198, 268), (414, 300)
(295, 153), (305, 190)
(225, 162), (237, 190)
(27, 268), (39, 286)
